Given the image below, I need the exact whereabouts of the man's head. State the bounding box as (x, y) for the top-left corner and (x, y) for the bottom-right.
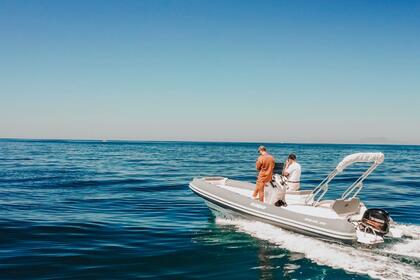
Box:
(258, 145), (267, 155)
(288, 153), (297, 162)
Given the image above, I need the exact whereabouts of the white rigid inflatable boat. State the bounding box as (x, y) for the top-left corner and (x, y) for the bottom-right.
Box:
(189, 152), (402, 245)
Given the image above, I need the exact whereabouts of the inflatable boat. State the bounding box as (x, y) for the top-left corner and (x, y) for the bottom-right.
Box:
(189, 153), (402, 245)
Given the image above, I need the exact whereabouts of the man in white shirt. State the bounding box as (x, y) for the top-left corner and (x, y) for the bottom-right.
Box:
(282, 153), (301, 191)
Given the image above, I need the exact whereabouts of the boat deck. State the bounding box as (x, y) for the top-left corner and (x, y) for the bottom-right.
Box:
(216, 183), (343, 219)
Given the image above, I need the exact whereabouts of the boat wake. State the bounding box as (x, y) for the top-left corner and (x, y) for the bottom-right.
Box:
(216, 217), (420, 280)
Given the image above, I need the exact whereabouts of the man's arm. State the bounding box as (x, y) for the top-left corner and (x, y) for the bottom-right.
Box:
(284, 162), (297, 177)
(256, 157), (262, 171)
(282, 160), (290, 176)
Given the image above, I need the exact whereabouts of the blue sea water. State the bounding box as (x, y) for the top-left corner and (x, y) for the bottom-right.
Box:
(0, 139), (419, 279)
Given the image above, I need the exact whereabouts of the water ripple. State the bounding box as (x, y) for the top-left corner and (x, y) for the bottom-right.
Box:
(0, 140), (419, 279)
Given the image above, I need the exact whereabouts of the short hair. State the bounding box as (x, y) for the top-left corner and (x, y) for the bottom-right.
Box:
(288, 153), (297, 160)
(258, 145), (266, 152)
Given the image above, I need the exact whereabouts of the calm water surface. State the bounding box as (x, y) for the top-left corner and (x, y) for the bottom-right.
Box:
(0, 140), (419, 279)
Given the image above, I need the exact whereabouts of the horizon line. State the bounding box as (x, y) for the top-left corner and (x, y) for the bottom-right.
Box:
(1, 137), (419, 147)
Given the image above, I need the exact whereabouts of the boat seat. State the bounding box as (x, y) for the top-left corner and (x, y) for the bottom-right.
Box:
(316, 200), (335, 208)
(331, 198), (361, 216)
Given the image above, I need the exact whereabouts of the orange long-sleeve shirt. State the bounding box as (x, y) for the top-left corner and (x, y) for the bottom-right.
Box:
(256, 153), (275, 183)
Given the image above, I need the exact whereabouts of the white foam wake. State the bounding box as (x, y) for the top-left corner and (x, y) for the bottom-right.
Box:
(394, 223), (420, 239)
(216, 217), (420, 280)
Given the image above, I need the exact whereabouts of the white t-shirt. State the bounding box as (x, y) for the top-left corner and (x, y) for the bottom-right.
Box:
(285, 162), (301, 190)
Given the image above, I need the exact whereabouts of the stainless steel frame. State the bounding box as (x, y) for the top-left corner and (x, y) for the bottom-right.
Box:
(305, 154), (383, 206)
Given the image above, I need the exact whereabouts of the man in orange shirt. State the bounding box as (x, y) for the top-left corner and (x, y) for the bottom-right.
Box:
(253, 146), (275, 202)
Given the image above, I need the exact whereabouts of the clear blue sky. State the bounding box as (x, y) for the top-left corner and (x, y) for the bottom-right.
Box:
(1, 0), (419, 144)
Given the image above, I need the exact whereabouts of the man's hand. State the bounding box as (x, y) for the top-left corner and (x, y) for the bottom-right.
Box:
(283, 159), (290, 176)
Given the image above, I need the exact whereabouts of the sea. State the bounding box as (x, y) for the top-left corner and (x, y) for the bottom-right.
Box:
(0, 139), (419, 280)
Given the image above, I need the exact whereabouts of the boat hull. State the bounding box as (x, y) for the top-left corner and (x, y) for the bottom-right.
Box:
(190, 178), (357, 244)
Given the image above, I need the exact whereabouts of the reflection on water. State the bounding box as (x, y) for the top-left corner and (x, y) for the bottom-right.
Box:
(256, 243), (301, 280)
(257, 243), (274, 280)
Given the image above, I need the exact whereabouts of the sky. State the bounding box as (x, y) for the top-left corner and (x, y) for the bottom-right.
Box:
(0, 0), (419, 144)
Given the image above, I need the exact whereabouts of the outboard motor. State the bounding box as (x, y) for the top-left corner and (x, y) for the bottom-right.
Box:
(361, 208), (390, 236)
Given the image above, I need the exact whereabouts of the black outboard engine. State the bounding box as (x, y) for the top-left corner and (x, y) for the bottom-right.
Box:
(361, 208), (390, 236)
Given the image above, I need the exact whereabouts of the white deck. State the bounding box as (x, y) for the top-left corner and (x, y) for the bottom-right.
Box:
(216, 183), (342, 219)
(217, 184), (253, 197)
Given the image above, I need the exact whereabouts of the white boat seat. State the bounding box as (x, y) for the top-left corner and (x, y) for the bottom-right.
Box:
(332, 198), (361, 216)
(316, 200), (335, 208)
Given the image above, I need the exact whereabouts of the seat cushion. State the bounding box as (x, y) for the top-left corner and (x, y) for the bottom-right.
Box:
(332, 198), (361, 215)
